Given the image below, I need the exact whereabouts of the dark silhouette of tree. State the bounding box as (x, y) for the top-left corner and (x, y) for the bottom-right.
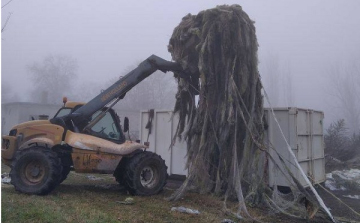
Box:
(28, 55), (78, 104)
(325, 119), (351, 161)
(1, 0), (14, 33)
(324, 119), (360, 171)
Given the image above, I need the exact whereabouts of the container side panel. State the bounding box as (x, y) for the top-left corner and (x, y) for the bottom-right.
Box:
(312, 136), (324, 159)
(267, 110), (294, 187)
(288, 112), (297, 152)
(297, 136), (310, 161)
(264, 108), (325, 187)
(298, 161), (310, 187)
(297, 109), (310, 135)
(170, 113), (188, 176)
(313, 158), (326, 184)
(154, 112), (172, 175)
(312, 111), (324, 135)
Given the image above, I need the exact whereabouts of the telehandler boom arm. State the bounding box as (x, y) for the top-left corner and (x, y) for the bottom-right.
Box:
(59, 55), (185, 131)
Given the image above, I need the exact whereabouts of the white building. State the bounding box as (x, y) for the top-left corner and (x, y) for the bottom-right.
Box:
(1, 102), (61, 135)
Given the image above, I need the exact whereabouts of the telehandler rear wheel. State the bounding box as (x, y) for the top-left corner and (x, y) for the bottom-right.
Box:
(10, 147), (63, 195)
(124, 151), (167, 196)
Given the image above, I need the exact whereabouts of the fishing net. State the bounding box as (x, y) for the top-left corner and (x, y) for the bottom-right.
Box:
(167, 4), (334, 222)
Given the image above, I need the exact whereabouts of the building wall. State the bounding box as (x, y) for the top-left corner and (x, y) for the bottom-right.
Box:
(1, 102), (61, 134)
(2, 103), (20, 134)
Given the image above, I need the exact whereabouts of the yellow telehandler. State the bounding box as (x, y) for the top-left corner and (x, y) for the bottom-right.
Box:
(2, 55), (186, 195)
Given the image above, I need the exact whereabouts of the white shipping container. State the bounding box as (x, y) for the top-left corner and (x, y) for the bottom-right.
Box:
(140, 110), (187, 176)
(265, 107), (325, 188)
(140, 108), (326, 187)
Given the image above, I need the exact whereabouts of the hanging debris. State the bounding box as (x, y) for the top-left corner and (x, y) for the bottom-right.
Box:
(167, 4), (333, 221)
(168, 2), (264, 210)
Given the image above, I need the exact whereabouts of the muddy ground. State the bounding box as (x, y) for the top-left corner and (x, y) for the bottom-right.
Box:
(167, 177), (360, 222)
(316, 185), (360, 221)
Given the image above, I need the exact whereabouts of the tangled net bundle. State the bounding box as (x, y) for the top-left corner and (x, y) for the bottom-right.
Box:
(167, 4), (329, 221)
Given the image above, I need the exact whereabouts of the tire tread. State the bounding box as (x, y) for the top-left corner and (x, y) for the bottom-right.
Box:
(123, 151), (168, 196)
(10, 147), (63, 195)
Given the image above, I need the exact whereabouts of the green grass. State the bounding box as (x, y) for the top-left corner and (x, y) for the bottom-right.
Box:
(1, 164), (237, 223)
(2, 164), (328, 223)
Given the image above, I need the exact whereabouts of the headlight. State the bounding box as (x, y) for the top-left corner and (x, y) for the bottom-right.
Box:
(9, 129), (17, 136)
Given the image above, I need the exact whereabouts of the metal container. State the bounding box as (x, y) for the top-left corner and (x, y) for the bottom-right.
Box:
(140, 110), (187, 176)
(140, 107), (326, 187)
(265, 107), (325, 187)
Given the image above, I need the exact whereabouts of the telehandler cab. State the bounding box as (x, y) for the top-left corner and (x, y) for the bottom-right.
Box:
(2, 55), (186, 195)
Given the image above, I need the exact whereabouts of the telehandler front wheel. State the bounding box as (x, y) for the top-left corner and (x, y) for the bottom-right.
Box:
(10, 147), (63, 195)
(59, 165), (71, 184)
(124, 151), (168, 196)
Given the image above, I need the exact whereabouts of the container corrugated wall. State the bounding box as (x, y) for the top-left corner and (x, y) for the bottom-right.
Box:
(265, 107), (325, 188)
(140, 108), (326, 187)
(140, 110), (187, 176)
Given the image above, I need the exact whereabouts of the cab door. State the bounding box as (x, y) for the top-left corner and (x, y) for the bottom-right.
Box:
(88, 110), (125, 143)
(70, 110), (126, 173)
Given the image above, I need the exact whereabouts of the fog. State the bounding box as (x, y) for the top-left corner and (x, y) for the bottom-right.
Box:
(2, 0), (360, 130)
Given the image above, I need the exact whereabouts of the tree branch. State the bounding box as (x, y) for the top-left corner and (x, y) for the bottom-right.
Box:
(1, 12), (12, 33)
(2, 0), (14, 9)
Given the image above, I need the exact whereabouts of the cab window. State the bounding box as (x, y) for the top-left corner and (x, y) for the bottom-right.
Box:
(54, 108), (72, 118)
(90, 111), (122, 141)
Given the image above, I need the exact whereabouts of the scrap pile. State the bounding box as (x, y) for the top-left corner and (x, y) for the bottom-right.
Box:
(168, 4), (333, 221)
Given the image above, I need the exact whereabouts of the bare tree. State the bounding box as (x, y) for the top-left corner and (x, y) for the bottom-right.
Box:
(1, 0), (14, 33)
(328, 59), (360, 134)
(28, 55), (78, 104)
(324, 119), (360, 171)
(1, 12), (12, 33)
(1, 0), (15, 9)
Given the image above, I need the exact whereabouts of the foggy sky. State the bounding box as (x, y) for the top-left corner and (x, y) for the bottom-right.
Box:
(2, 0), (360, 125)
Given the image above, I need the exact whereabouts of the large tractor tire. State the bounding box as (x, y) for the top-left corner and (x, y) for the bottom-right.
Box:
(123, 151), (168, 196)
(10, 147), (63, 195)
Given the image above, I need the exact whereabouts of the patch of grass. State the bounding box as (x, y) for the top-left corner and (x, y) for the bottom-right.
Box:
(1, 163), (329, 223)
(1, 163), (232, 223)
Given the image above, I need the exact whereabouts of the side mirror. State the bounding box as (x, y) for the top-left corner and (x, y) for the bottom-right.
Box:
(123, 117), (129, 132)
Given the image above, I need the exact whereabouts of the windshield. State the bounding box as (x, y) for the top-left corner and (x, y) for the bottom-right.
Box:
(54, 108), (72, 118)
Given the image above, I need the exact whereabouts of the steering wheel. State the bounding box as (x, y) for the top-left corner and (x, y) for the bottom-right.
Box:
(109, 132), (116, 138)
(98, 127), (106, 134)
(91, 127), (107, 137)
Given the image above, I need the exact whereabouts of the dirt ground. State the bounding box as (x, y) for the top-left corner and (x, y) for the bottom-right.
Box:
(167, 177), (360, 222)
(316, 185), (360, 222)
